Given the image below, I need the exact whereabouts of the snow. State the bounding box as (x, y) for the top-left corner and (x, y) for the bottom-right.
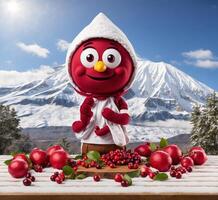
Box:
(0, 58), (213, 141)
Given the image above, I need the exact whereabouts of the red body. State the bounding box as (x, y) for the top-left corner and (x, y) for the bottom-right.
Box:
(69, 38), (134, 134)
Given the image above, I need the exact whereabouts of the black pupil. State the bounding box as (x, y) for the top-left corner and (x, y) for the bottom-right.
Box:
(107, 54), (115, 63)
(86, 54), (94, 62)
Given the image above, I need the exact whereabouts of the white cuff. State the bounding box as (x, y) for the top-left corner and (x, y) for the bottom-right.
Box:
(120, 109), (129, 114)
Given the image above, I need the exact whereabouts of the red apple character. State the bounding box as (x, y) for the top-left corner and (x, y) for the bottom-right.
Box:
(66, 13), (137, 154)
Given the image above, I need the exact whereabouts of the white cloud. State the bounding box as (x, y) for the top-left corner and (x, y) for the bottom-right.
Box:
(194, 60), (218, 68)
(182, 49), (218, 69)
(182, 49), (213, 60)
(57, 39), (70, 51)
(16, 42), (50, 58)
(0, 65), (55, 87)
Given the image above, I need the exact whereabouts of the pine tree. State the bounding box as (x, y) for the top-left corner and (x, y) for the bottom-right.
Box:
(0, 104), (21, 154)
(190, 105), (201, 146)
(191, 91), (218, 154)
(0, 104), (34, 154)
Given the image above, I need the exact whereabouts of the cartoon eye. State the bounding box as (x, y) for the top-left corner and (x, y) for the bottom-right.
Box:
(102, 48), (121, 68)
(80, 48), (99, 68)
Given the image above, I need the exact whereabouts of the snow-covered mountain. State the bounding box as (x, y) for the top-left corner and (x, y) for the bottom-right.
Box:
(0, 59), (213, 130)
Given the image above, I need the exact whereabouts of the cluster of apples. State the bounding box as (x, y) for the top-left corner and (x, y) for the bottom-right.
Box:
(7, 145), (69, 179)
(134, 142), (207, 176)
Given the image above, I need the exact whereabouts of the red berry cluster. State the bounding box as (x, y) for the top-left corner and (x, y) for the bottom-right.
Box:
(101, 149), (141, 168)
(170, 165), (192, 179)
(33, 164), (43, 173)
(23, 172), (35, 186)
(77, 156), (102, 169)
(50, 171), (65, 184)
(114, 173), (131, 187)
(140, 166), (157, 179)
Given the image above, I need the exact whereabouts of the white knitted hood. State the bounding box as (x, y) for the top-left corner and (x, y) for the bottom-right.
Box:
(66, 12), (137, 93)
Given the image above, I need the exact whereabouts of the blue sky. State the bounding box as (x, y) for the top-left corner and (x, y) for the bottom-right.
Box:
(0, 0), (218, 90)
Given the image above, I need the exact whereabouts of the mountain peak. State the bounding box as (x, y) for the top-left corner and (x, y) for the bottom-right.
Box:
(0, 58), (214, 128)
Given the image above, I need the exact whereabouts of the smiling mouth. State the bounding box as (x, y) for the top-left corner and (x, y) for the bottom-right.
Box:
(86, 74), (114, 81)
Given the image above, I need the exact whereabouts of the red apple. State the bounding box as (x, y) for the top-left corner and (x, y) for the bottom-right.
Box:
(30, 148), (47, 166)
(134, 144), (151, 157)
(150, 150), (172, 172)
(8, 159), (28, 178)
(46, 145), (64, 158)
(189, 150), (207, 165)
(13, 153), (28, 163)
(163, 144), (182, 165)
(49, 150), (68, 169)
(189, 146), (205, 153)
(181, 156), (194, 168)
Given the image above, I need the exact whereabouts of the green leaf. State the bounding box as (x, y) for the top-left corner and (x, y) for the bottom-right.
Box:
(76, 173), (87, 179)
(127, 170), (140, 178)
(160, 138), (168, 148)
(4, 159), (12, 166)
(154, 173), (168, 181)
(73, 154), (83, 160)
(150, 143), (157, 152)
(97, 160), (105, 167)
(62, 165), (73, 176)
(123, 174), (132, 186)
(87, 150), (100, 161)
(85, 159), (92, 164)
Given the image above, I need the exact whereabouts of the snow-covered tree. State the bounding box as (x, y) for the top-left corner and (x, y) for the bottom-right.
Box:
(191, 91), (218, 154)
(0, 104), (21, 154)
(0, 104), (34, 154)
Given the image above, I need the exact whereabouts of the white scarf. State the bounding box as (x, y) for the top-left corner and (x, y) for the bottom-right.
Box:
(75, 97), (129, 146)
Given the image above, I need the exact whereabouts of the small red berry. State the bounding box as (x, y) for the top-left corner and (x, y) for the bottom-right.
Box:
(128, 163), (134, 169)
(23, 178), (31, 186)
(59, 172), (65, 181)
(90, 161), (96, 167)
(133, 163), (139, 169)
(170, 170), (177, 177)
(93, 174), (101, 182)
(55, 176), (62, 184)
(77, 160), (82, 165)
(50, 175), (56, 181)
(73, 166), (78, 171)
(114, 173), (123, 182)
(25, 172), (31, 178)
(140, 171), (147, 177)
(176, 172), (182, 179)
(34, 165), (43, 173)
(54, 171), (59, 176)
(96, 164), (102, 169)
(30, 176), (35, 182)
(148, 172), (155, 179)
(186, 166), (193, 172)
(121, 180), (129, 187)
(110, 163), (116, 168)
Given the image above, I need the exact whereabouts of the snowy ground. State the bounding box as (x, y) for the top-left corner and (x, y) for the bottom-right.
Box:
(13, 104), (192, 143)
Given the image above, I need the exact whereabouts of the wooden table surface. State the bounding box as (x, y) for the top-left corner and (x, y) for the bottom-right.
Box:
(0, 155), (218, 200)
